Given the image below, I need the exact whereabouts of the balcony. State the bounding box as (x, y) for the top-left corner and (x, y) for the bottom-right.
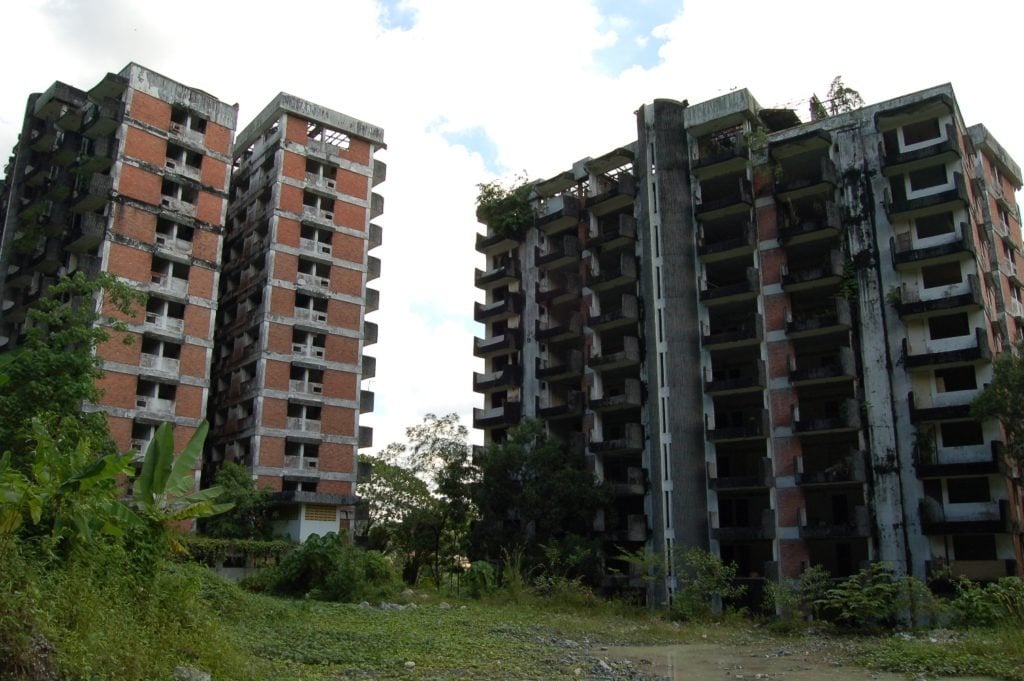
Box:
(897, 274), (983, 319)
(789, 347), (856, 386)
(711, 509), (776, 542)
(590, 423), (644, 456)
(707, 409), (769, 443)
(915, 440), (1002, 479)
(588, 294), (639, 331)
(536, 235), (580, 271)
(778, 201), (841, 245)
(305, 171), (336, 192)
(294, 307), (328, 326)
(695, 178), (753, 221)
(473, 401), (522, 430)
(775, 157), (838, 201)
(155, 233), (193, 257)
(537, 349), (583, 382)
(590, 336), (641, 373)
(363, 320), (378, 346)
(150, 273), (189, 299)
(299, 237), (333, 259)
(287, 417), (322, 434)
(476, 223), (524, 255)
(893, 222), (974, 269)
(292, 343), (326, 361)
(698, 221), (756, 263)
(704, 359), (766, 396)
(369, 223), (383, 250)
(919, 498), (1018, 535)
(289, 379), (324, 396)
(135, 395), (175, 417)
(473, 330), (521, 358)
(781, 250), (844, 292)
(362, 354), (376, 379)
(786, 298), (852, 338)
(537, 389), (583, 420)
(699, 268), (759, 305)
(607, 514), (648, 543)
(1004, 298), (1024, 320)
(365, 288), (379, 314)
(692, 131), (748, 177)
(701, 314), (764, 349)
(796, 451), (867, 486)
(359, 426), (373, 449)
(882, 123), (962, 177)
(475, 294), (523, 323)
(301, 204), (334, 226)
(709, 457), (772, 491)
(475, 256), (520, 289)
(799, 505), (870, 540)
(609, 467), (646, 496)
(367, 256), (381, 282)
(590, 214), (636, 250)
(793, 398), (861, 435)
(536, 311), (583, 343)
(887, 172), (968, 221)
(473, 365), (522, 393)
(908, 390), (975, 423)
(903, 327), (990, 369)
(589, 253), (637, 292)
(590, 378), (642, 413)
(536, 194), (580, 235)
(297, 272), (330, 292)
(588, 173), (635, 217)
(283, 455), (320, 473)
(140, 353), (180, 376)
(70, 174), (112, 213)
(536, 273), (581, 306)
(144, 312), (184, 336)
(360, 389), (374, 414)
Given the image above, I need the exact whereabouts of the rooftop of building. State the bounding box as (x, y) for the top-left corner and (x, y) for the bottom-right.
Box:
(232, 92), (385, 158)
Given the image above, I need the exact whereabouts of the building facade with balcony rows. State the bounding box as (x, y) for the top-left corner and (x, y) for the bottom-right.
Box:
(473, 84), (1023, 598)
(0, 66), (384, 542)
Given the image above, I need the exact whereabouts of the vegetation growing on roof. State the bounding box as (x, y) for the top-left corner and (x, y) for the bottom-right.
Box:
(475, 175), (533, 236)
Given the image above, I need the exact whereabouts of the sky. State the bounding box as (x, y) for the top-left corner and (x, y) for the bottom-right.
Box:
(1, 0), (1022, 450)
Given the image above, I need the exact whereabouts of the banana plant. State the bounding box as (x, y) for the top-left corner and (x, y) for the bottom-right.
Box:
(133, 420), (233, 552)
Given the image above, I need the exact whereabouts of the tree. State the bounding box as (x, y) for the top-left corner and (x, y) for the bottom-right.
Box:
(472, 419), (609, 579)
(826, 76), (864, 115)
(132, 421), (232, 554)
(198, 462), (274, 540)
(475, 175), (532, 237)
(972, 342), (1024, 465)
(357, 414), (476, 584)
(0, 272), (144, 463)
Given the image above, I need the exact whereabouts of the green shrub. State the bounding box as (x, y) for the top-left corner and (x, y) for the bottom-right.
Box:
(255, 532), (401, 603)
(670, 548), (746, 622)
(951, 576), (1024, 627)
(463, 561), (496, 599)
(817, 562), (900, 631)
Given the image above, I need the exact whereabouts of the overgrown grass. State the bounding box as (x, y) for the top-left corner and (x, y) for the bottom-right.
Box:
(856, 628), (1024, 680)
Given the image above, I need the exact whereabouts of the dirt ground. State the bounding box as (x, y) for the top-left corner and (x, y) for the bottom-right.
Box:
(599, 640), (999, 681)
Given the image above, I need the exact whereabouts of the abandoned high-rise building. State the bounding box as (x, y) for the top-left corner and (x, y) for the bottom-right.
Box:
(0, 63), (238, 472)
(207, 94), (384, 541)
(473, 84), (1023, 597)
(0, 67), (384, 542)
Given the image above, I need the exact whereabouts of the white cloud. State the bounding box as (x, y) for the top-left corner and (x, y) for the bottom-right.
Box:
(1, 0), (1023, 451)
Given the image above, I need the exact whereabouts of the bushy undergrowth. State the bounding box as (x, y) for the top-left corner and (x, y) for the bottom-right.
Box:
(0, 537), (252, 681)
(242, 532), (402, 603)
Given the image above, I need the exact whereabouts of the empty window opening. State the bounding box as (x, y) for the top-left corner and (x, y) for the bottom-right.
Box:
(901, 118), (942, 147)
(915, 212), (955, 239)
(940, 420), (984, 448)
(921, 261), (962, 289)
(161, 179), (199, 206)
(307, 122), (350, 150)
(165, 143), (202, 172)
(141, 336), (181, 359)
(170, 106), (207, 134)
(928, 313), (970, 340)
(952, 534), (996, 560)
(908, 164), (949, 192)
(935, 365), (977, 392)
(947, 476), (990, 504)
